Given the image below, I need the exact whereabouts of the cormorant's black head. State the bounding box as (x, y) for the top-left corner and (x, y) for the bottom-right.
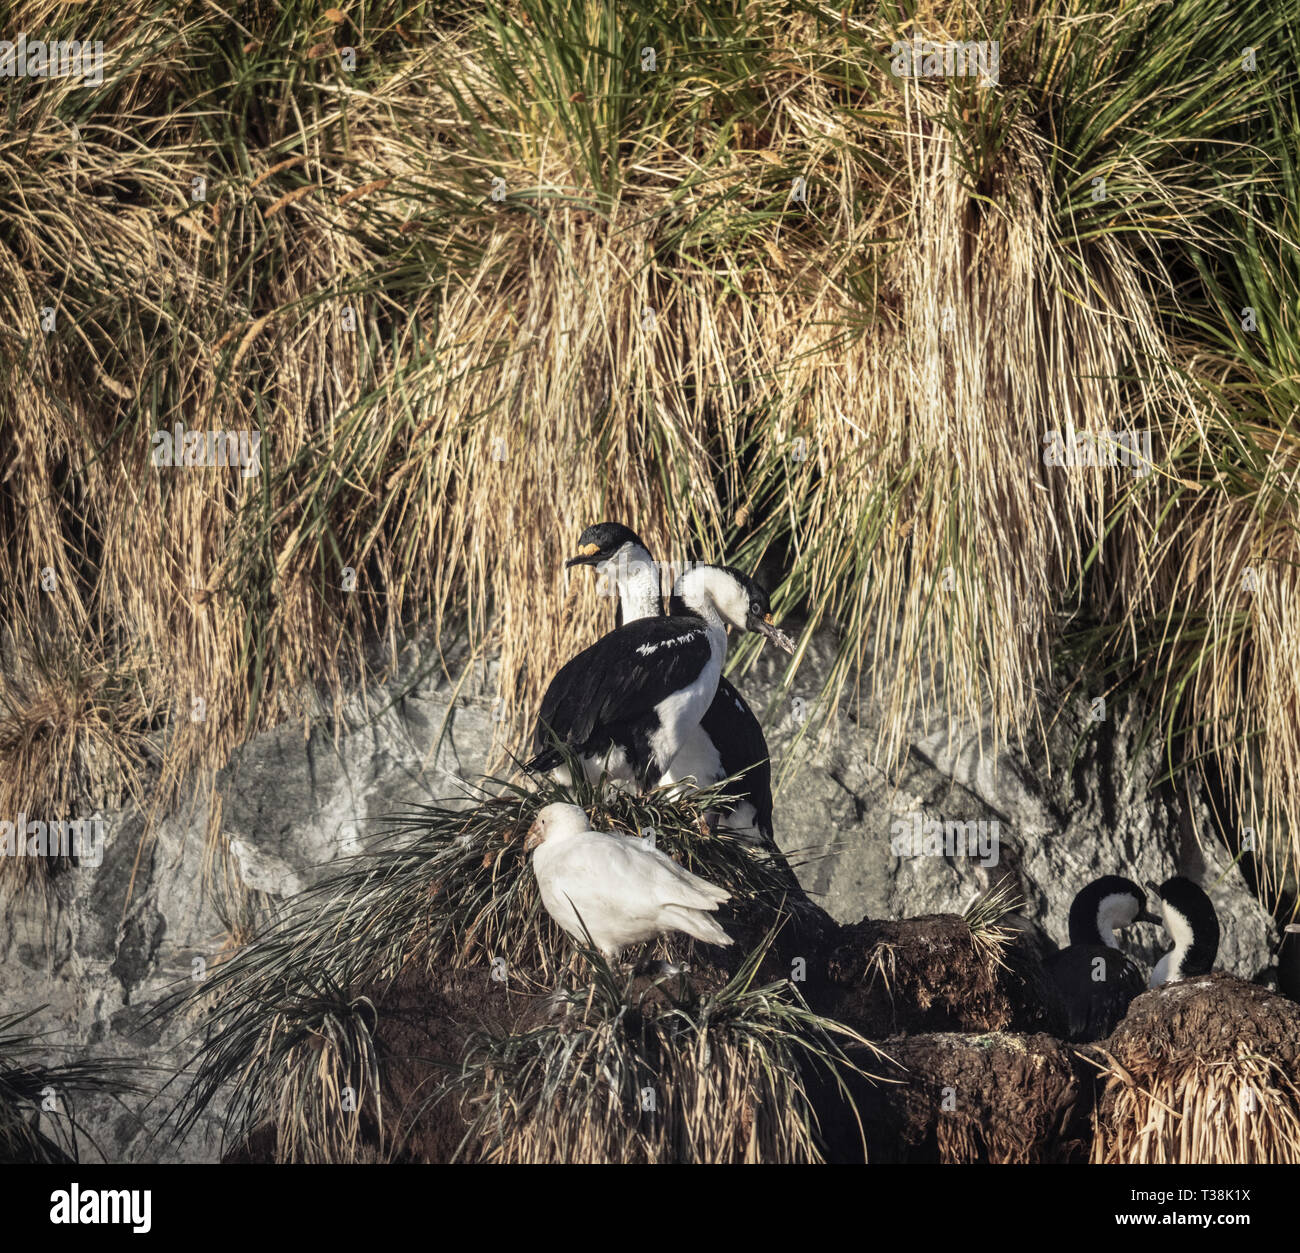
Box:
(1067, 875), (1160, 947)
(564, 522), (649, 569)
(1152, 875), (1220, 976)
(668, 564), (796, 653)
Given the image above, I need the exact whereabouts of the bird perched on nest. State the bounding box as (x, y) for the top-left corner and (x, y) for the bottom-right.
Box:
(528, 562), (795, 790)
(1149, 876), (1220, 987)
(524, 802), (733, 961)
(1043, 875), (1160, 1042)
(564, 521), (778, 843)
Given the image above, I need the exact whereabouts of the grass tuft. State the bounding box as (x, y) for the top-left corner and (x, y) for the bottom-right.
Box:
(454, 934), (885, 1164)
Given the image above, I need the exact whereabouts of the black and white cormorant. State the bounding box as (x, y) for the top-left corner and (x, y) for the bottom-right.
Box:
(1149, 875), (1220, 987)
(529, 560), (795, 792)
(564, 522), (778, 842)
(564, 522), (665, 628)
(1044, 875), (1160, 1042)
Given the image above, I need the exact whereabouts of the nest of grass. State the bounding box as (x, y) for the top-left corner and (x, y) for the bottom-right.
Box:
(855, 1031), (1086, 1164)
(821, 905), (1031, 1036)
(160, 770), (837, 1161)
(202, 763), (819, 993)
(1089, 974), (1300, 1164)
(452, 942), (887, 1164)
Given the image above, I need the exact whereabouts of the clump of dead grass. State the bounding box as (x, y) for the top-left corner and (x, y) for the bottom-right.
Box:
(455, 939), (884, 1164)
(3, 0), (1300, 913)
(1090, 975), (1300, 1163)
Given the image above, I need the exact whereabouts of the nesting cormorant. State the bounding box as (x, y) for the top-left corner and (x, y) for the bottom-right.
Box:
(1149, 876), (1220, 987)
(564, 522), (778, 842)
(1044, 875), (1159, 1042)
(1278, 924), (1300, 1003)
(529, 562), (794, 790)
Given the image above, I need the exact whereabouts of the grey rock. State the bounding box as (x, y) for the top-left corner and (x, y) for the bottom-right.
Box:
(0, 632), (1278, 1160)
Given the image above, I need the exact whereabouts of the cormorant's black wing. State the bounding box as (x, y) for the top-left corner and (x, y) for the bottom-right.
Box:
(701, 677), (773, 834)
(1280, 931), (1300, 1003)
(1045, 945), (1145, 1042)
(529, 617), (713, 767)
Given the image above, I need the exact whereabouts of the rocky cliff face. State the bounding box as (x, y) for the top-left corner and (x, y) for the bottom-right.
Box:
(0, 634), (1276, 1162)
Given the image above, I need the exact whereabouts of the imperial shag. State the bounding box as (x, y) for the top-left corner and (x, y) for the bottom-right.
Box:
(1044, 875), (1159, 1042)
(529, 561), (794, 791)
(1149, 876), (1220, 987)
(565, 522), (778, 842)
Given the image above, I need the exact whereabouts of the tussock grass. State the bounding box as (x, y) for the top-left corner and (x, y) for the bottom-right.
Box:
(1090, 1048), (1300, 1165)
(962, 878), (1023, 972)
(160, 769), (811, 1158)
(455, 938), (883, 1164)
(187, 969), (383, 1165)
(1089, 976), (1300, 1164)
(0, 631), (148, 890)
(0, 1009), (139, 1162)
(2, 0), (1299, 906)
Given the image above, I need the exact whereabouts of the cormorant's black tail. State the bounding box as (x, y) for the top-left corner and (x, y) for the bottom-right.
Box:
(526, 722), (567, 774)
(526, 747), (562, 773)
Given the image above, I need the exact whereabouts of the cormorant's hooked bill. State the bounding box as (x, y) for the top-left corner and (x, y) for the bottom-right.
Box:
(564, 522), (647, 568)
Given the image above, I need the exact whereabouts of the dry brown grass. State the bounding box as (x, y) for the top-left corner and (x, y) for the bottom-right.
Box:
(1090, 975), (1300, 1164)
(1091, 1047), (1300, 1165)
(2, 0), (1298, 911)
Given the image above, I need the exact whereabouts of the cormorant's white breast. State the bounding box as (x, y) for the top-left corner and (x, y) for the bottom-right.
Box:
(562, 522), (784, 840)
(1149, 876), (1220, 987)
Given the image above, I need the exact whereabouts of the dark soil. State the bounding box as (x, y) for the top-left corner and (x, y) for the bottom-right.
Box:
(817, 914), (1040, 1035)
(839, 1032), (1089, 1163)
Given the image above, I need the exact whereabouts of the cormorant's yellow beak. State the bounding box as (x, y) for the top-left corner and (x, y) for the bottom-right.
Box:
(564, 542), (603, 569)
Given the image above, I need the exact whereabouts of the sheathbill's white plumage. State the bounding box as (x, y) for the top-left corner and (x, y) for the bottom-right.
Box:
(525, 803), (733, 960)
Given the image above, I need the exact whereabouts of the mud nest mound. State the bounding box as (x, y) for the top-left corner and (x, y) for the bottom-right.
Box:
(1090, 974), (1300, 1163)
(825, 1031), (1087, 1163)
(820, 914), (1042, 1035)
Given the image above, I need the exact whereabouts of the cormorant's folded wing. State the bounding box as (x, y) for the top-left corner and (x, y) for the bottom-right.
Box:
(529, 618), (713, 763)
